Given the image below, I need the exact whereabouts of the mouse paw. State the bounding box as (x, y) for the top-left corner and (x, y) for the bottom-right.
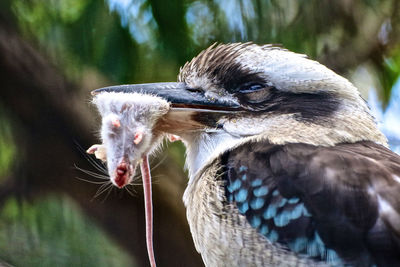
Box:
(87, 144), (107, 162)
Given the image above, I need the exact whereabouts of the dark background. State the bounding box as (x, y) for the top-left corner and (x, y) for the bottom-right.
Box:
(0, 0), (399, 266)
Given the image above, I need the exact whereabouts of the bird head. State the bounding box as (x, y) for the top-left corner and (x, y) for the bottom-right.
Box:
(93, 43), (387, 179)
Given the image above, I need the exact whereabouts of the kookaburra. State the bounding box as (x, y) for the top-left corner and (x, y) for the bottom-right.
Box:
(92, 43), (400, 266)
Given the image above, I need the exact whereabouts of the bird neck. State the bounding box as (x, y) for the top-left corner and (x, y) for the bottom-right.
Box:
(181, 130), (243, 181)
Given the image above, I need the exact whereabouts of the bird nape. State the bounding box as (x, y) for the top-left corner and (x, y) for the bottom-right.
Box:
(89, 43), (400, 267)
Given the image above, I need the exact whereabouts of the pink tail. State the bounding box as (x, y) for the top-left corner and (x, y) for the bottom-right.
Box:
(140, 155), (157, 267)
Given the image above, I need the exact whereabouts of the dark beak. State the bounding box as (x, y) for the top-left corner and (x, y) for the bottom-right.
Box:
(92, 82), (240, 112)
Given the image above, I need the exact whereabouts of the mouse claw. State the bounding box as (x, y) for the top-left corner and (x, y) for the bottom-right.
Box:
(87, 144), (107, 162)
(168, 134), (181, 142)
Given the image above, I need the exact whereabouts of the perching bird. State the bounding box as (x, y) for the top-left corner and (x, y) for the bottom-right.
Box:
(94, 43), (400, 266)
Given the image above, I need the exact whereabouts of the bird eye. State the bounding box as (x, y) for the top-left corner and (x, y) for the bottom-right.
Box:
(236, 83), (273, 105)
(239, 83), (264, 93)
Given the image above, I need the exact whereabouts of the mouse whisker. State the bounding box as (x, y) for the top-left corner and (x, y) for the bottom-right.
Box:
(75, 176), (108, 185)
(125, 186), (136, 197)
(149, 154), (167, 172)
(75, 141), (108, 175)
(74, 164), (109, 180)
(102, 184), (114, 202)
(93, 182), (112, 200)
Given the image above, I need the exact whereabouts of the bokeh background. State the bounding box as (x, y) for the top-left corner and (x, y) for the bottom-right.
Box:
(0, 0), (399, 266)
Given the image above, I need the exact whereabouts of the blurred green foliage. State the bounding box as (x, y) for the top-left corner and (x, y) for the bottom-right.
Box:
(11, 0), (138, 83)
(10, 0), (400, 100)
(0, 109), (15, 182)
(0, 196), (134, 266)
(381, 47), (400, 103)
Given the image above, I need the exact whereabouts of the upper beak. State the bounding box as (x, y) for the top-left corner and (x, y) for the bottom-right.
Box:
(91, 82), (240, 112)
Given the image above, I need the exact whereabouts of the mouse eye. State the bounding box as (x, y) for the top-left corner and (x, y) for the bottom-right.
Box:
(133, 132), (143, 145)
(111, 118), (121, 128)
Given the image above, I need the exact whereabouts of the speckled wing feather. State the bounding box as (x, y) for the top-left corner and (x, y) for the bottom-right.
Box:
(222, 141), (400, 266)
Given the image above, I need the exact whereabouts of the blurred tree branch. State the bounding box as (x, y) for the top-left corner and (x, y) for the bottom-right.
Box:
(318, 0), (400, 74)
(0, 10), (202, 267)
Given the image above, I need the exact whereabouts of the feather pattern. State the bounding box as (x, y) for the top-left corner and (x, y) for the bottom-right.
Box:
(222, 140), (400, 266)
(183, 156), (325, 267)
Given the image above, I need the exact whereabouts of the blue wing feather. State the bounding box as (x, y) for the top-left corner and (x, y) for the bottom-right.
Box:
(223, 141), (400, 266)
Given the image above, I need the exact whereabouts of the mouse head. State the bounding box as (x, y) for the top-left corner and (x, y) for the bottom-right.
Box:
(91, 92), (170, 188)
